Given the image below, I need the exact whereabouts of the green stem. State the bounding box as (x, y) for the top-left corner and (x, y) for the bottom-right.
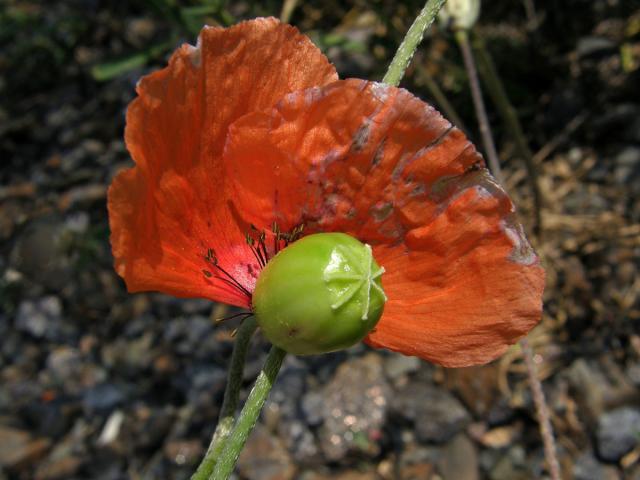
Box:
(382, 0), (447, 86)
(210, 345), (287, 480)
(279, 0), (299, 23)
(191, 316), (258, 480)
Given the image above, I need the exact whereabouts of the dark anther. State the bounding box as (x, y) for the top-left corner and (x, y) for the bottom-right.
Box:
(241, 222), (306, 276)
(246, 230), (266, 268)
(272, 222), (281, 254)
(258, 231), (268, 264)
(205, 248), (218, 266)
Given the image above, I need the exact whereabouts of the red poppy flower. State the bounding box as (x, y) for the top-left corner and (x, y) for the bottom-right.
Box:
(108, 17), (544, 367)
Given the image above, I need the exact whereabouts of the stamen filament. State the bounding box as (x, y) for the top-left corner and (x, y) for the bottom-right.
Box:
(204, 252), (253, 299)
(216, 312), (254, 323)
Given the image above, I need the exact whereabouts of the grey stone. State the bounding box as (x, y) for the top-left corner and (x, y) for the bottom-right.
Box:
(597, 407), (640, 462)
(279, 420), (319, 464)
(384, 353), (420, 379)
(627, 362), (640, 387)
(301, 391), (324, 427)
(489, 446), (529, 480)
(46, 347), (82, 383)
(267, 356), (307, 420)
(398, 446), (439, 479)
(438, 434), (479, 480)
(614, 147), (640, 194)
(237, 425), (296, 480)
(15, 296), (63, 340)
(318, 353), (391, 461)
(10, 216), (73, 290)
(573, 451), (620, 480)
(393, 383), (470, 444)
(82, 383), (126, 415)
(164, 316), (215, 357)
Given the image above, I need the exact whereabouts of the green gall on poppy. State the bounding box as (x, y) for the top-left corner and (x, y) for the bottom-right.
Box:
(252, 233), (387, 355)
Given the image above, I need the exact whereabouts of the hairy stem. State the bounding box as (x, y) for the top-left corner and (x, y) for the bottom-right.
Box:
(210, 345), (287, 480)
(521, 338), (561, 480)
(191, 316), (258, 480)
(383, 0), (447, 87)
(455, 28), (505, 185)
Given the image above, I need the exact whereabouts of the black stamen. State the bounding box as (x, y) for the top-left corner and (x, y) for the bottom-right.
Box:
(253, 246), (265, 268)
(204, 251), (252, 299)
(202, 224), (305, 302)
(272, 222), (280, 254)
(258, 231), (269, 264)
(215, 275), (253, 299)
(255, 242), (266, 267)
(215, 311), (253, 323)
(246, 233), (265, 268)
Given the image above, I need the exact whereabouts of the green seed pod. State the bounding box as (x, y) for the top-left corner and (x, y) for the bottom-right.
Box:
(252, 233), (386, 355)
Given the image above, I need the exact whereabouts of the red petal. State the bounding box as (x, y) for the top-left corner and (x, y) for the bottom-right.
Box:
(365, 173), (545, 367)
(224, 79), (544, 365)
(108, 18), (337, 306)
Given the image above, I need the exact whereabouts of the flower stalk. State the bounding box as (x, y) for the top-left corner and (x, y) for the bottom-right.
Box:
(210, 345), (287, 480)
(382, 0), (447, 87)
(191, 316), (257, 480)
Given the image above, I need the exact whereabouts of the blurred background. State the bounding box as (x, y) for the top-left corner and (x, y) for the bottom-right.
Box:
(1, 0), (640, 479)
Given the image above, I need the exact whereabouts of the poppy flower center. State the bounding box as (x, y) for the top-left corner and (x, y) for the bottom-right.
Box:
(202, 223), (305, 303)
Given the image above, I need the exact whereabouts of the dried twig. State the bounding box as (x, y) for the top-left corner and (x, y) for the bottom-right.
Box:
(456, 23), (561, 479)
(532, 113), (587, 165)
(455, 29), (505, 185)
(521, 338), (562, 480)
(471, 33), (543, 238)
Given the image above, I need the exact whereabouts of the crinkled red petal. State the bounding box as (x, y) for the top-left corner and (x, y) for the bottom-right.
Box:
(108, 18), (337, 307)
(223, 79), (544, 366)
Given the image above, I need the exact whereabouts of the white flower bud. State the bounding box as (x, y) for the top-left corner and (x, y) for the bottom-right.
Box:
(438, 0), (481, 30)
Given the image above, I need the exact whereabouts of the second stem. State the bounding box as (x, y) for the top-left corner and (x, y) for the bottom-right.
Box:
(210, 345), (287, 480)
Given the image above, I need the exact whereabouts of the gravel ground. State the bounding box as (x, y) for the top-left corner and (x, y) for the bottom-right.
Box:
(1, 1), (639, 479)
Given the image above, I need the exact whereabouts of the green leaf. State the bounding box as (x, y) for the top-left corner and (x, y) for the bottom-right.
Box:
(90, 40), (174, 82)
